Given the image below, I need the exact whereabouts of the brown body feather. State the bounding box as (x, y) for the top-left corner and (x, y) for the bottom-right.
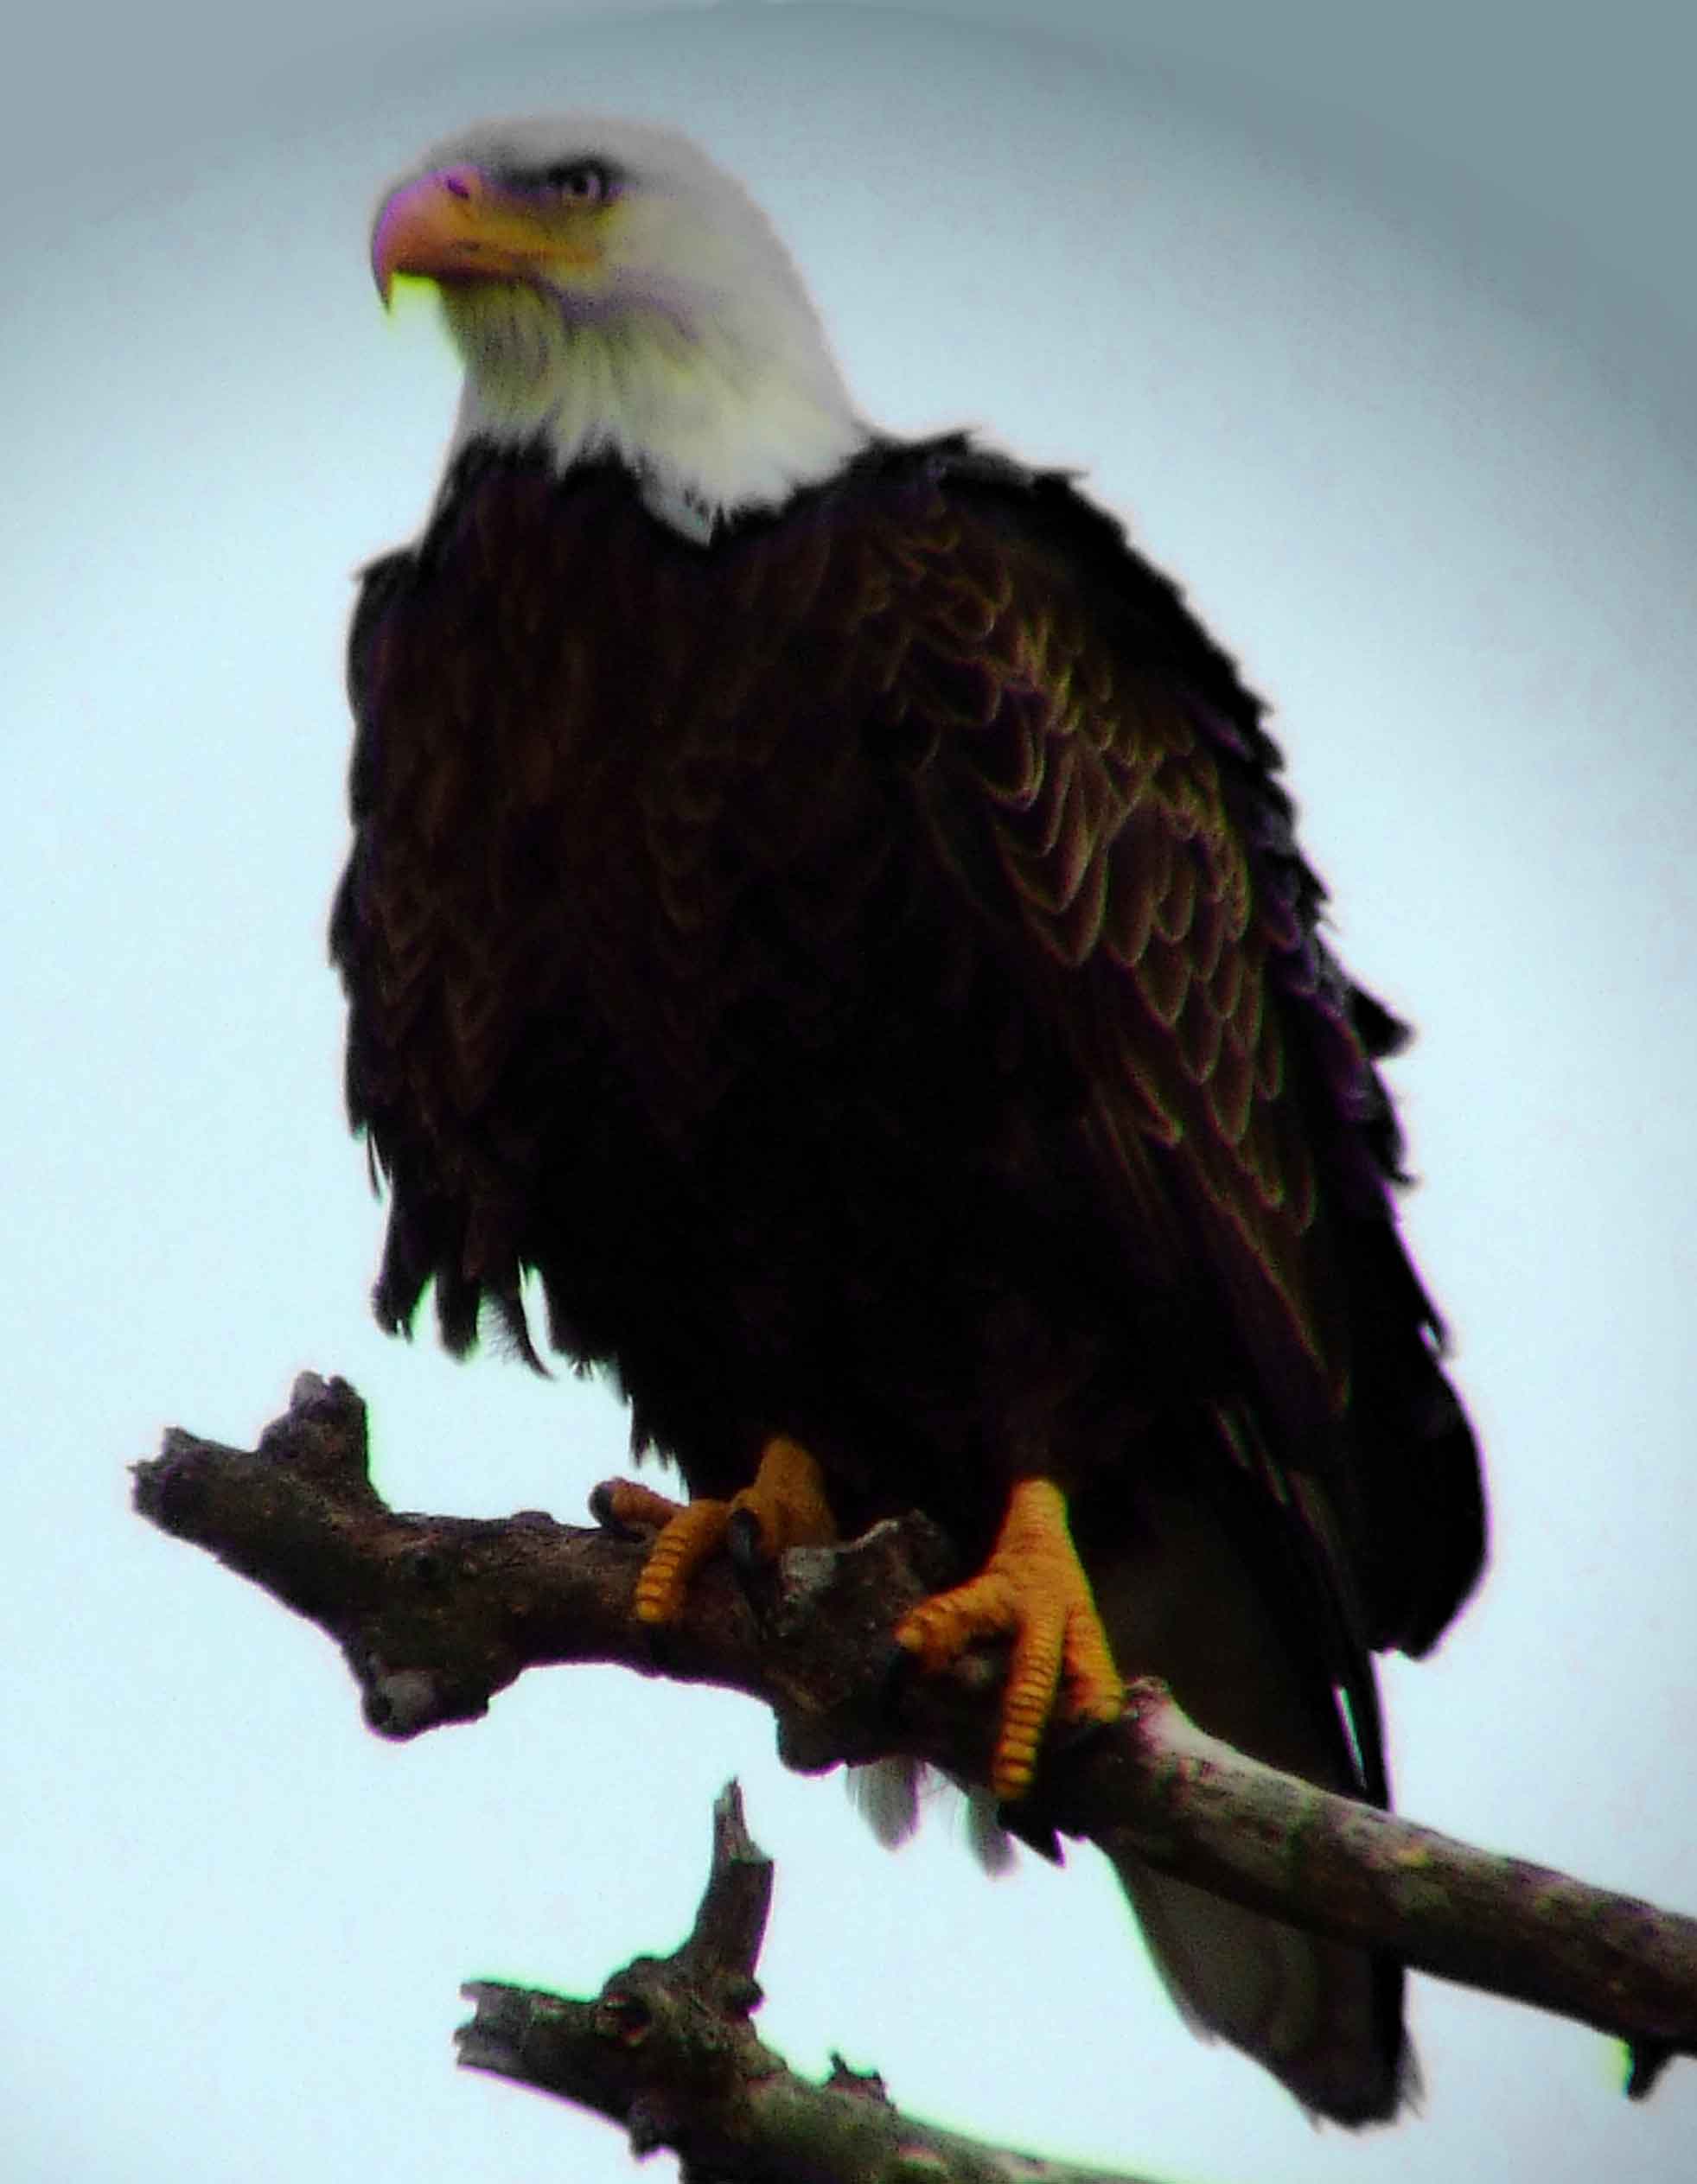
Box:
(332, 432), (1485, 2119)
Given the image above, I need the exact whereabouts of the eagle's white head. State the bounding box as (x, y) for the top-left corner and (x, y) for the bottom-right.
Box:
(372, 115), (869, 538)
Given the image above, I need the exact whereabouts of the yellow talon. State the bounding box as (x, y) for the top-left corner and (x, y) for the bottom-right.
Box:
(633, 1498), (730, 1622)
(597, 1436), (838, 1626)
(896, 1477), (1124, 1802)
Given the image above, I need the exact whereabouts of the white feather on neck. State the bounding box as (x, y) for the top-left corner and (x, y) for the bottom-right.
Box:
(447, 293), (868, 539)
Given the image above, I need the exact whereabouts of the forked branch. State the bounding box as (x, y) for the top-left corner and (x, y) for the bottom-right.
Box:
(459, 1780), (1158, 2181)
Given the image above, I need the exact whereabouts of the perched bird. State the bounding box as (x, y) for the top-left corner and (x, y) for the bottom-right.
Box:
(333, 114), (1486, 2124)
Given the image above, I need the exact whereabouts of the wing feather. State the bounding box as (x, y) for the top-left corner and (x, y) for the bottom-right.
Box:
(857, 449), (1480, 1661)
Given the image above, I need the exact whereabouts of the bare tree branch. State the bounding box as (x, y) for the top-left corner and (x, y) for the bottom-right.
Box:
(457, 1780), (1167, 2183)
(133, 1372), (1697, 2089)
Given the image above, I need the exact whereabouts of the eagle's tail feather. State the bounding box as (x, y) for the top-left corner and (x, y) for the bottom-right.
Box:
(1087, 1480), (1411, 2124)
(1111, 1856), (1410, 2124)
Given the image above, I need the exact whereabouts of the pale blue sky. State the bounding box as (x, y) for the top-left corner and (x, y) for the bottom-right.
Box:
(9, 4), (1697, 2181)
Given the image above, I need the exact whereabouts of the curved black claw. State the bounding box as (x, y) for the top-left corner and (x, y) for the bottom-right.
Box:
(1004, 1702), (1128, 1856)
(1051, 1703), (1126, 1763)
(724, 1505), (793, 1628)
(992, 1803), (1065, 1862)
(1628, 2040), (1675, 2101)
(588, 1481), (641, 1538)
(872, 1634), (922, 1710)
(725, 1506), (766, 1578)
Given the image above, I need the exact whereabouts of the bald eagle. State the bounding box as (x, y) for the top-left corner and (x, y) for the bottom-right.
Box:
(332, 115), (1486, 2125)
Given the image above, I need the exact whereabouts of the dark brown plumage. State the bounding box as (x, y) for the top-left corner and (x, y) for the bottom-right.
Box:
(333, 431), (1484, 2118)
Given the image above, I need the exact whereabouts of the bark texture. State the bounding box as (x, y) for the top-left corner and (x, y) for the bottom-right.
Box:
(133, 1373), (1694, 2106)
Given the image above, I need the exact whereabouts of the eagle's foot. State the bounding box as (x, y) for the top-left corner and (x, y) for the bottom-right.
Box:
(894, 1477), (1124, 1801)
(595, 1436), (837, 1624)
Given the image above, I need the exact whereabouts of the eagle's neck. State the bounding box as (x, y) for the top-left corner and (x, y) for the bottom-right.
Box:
(446, 297), (869, 543)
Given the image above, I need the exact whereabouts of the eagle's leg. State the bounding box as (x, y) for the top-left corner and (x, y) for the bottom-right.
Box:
(896, 1477), (1124, 1802)
(595, 1436), (838, 1624)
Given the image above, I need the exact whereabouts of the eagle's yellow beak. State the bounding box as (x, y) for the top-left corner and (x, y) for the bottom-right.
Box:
(371, 165), (603, 304)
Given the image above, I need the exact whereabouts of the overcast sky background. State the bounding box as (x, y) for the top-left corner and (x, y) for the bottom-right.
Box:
(9, 3), (1697, 2180)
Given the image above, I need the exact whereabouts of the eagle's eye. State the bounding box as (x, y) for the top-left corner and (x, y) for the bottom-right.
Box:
(535, 159), (616, 207)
